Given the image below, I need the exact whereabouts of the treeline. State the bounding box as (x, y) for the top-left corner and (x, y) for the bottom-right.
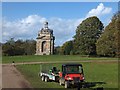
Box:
(55, 12), (120, 57)
(2, 38), (36, 56)
(2, 12), (120, 57)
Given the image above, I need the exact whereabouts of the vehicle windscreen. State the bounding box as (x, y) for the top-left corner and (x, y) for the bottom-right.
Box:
(65, 65), (82, 74)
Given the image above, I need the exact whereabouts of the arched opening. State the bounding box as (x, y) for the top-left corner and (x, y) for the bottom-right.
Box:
(41, 41), (47, 52)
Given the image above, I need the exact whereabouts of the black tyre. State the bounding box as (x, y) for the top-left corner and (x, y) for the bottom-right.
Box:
(65, 81), (70, 88)
(41, 76), (45, 81)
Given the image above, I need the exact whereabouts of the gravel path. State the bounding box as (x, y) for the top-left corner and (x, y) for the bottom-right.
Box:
(2, 65), (32, 88)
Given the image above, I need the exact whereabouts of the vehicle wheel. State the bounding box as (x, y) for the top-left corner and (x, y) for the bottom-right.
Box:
(59, 79), (62, 85)
(41, 76), (45, 81)
(65, 81), (69, 88)
(45, 77), (49, 82)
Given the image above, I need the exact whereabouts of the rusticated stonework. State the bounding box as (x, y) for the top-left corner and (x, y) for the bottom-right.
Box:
(35, 22), (55, 55)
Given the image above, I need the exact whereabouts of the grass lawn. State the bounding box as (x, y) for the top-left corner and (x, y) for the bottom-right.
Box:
(2, 55), (118, 63)
(16, 62), (118, 89)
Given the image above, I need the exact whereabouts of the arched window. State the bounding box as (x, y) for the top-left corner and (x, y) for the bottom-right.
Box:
(41, 41), (47, 52)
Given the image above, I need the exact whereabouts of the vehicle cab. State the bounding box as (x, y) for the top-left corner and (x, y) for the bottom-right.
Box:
(59, 63), (85, 88)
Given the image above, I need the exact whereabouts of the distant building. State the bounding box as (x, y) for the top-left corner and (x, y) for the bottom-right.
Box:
(35, 21), (55, 55)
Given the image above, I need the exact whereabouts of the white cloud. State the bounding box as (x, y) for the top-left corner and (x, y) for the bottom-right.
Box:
(2, 3), (112, 46)
(2, 15), (47, 42)
(86, 3), (112, 18)
(2, 15), (82, 46)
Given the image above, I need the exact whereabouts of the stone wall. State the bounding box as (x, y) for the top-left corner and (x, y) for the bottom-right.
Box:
(35, 22), (55, 55)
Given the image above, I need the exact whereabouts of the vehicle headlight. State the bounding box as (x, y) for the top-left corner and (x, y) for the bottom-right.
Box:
(68, 77), (72, 80)
(82, 77), (85, 80)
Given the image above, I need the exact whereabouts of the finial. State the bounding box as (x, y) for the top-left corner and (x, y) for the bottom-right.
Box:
(44, 21), (48, 29)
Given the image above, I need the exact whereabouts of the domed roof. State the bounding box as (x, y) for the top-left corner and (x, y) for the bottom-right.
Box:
(40, 21), (53, 34)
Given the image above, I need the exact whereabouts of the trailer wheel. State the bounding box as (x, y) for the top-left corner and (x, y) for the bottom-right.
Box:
(45, 77), (49, 82)
(41, 76), (45, 81)
(65, 81), (70, 88)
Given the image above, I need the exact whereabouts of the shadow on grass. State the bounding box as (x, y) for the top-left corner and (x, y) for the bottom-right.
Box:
(71, 81), (106, 90)
(82, 81), (106, 88)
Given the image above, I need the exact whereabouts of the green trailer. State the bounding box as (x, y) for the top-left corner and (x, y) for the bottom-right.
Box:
(38, 64), (60, 82)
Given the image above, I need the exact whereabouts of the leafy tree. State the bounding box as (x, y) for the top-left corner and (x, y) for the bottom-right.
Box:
(0, 43), (2, 55)
(2, 38), (16, 56)
(60, 40), (73, 55)
(74, 16), (104, 55)
(14, 39), (25, 55)
(2, 38), (36, 56)
(54, 46), (61, 55)
(23, 39), (36, 55)
(96, 12), (120, 57)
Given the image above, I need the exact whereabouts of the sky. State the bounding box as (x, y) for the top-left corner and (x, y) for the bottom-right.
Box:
(2, 2), (118, 46)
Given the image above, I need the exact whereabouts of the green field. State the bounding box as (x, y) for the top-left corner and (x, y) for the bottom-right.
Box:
(16, 62), (118, 89)
(3, 55), (118, 89)
(2, 55), (118, 63)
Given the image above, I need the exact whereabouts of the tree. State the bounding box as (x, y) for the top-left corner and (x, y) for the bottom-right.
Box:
(96, 12), (120, 57)
(2, 38), (16, 56)
(0, 43), (2, 55)
(54, 46), (61, 55)
(74, 16), (104, 55)
(2, 38), (36, 56)
(23, 39), (36, 55)
(60, 40), (73, 55)
(14, 39), (25, 55)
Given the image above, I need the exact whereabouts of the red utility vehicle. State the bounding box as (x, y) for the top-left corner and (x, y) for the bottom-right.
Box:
(59, 63), (85, 88)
